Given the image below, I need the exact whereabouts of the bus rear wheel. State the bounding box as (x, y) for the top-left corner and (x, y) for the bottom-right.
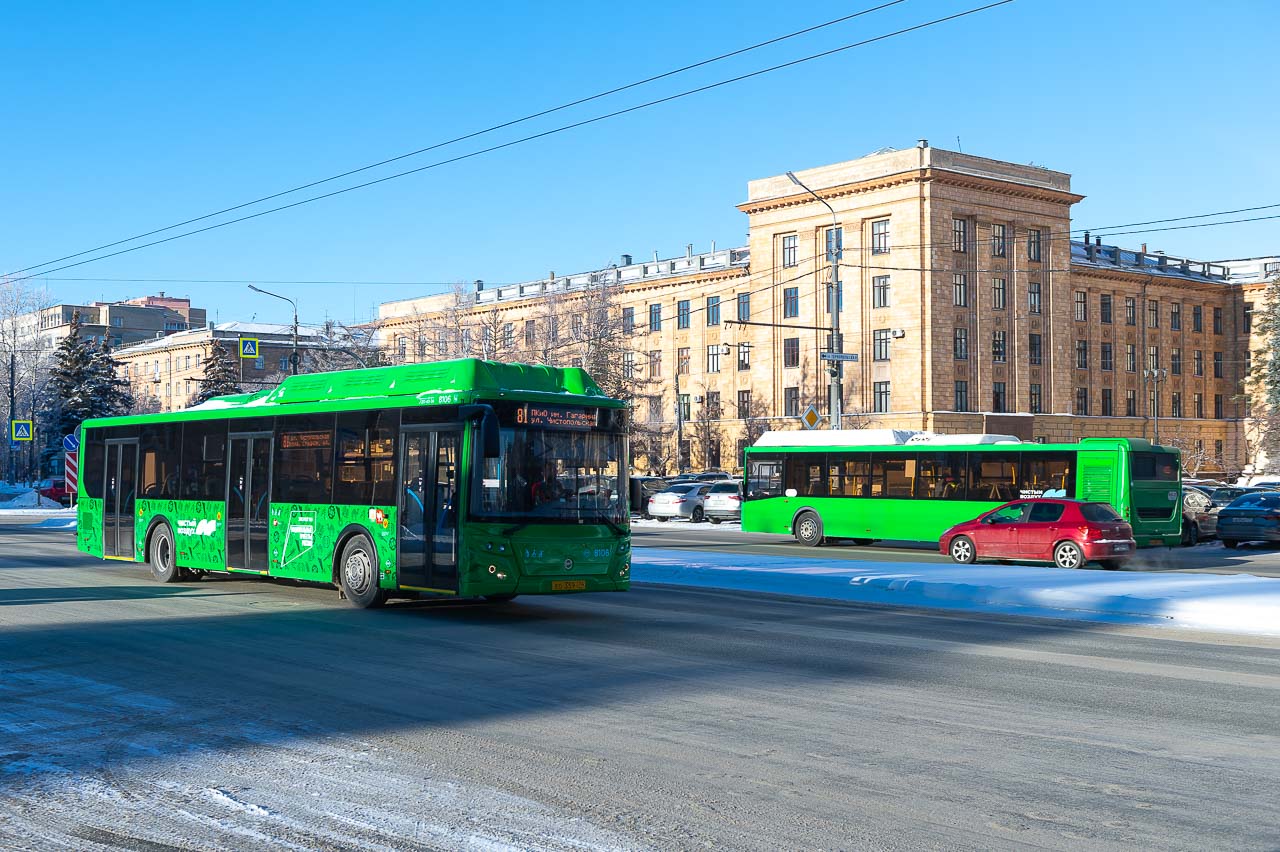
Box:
(794, 512), (823, 547)
(339, 534), (385, 609)
(148, 522), (181, 583)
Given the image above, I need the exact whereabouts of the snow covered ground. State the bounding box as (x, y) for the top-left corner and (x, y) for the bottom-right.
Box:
(629, 518), (740, 530)
(0, 489), (63, 510)
(633, 548), (1280, 637)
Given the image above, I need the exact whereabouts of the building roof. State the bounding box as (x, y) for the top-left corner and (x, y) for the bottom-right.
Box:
(112, 321), (328, 356)
(1070, 240), (1231, 284)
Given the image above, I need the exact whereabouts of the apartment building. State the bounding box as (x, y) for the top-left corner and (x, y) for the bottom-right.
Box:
(17, 292), (206, 349)
(377, 143), (1262, 474)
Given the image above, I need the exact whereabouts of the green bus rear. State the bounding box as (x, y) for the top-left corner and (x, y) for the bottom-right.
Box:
(76, 359), (631, 605)
(742, 437), (1180, 548)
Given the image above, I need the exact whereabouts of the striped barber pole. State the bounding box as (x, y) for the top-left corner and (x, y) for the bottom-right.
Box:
(65, 451), (78, 498)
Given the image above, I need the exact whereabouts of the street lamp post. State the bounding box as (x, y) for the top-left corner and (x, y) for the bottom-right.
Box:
(1143, 368), (1169, 445)
(248, 285), (300, 374)
(4, 342), (14, 485)
(786, 170), (843, 430)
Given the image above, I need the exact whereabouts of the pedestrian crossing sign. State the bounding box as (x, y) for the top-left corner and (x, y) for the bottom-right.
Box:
(11, 420), (33, 441)
(239, 338), (259, 358)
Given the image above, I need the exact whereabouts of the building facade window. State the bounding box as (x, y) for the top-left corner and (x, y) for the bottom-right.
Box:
(525, 319), (536, 346)
(737, 292), (750, 322)
(737, 390), (752, 419)
(1171, 302), (1181, 330)
(1029, 333), (1042, 366)
(1215, 394), (1224, 419)
(1126, 344), (1137, 372)
(783, 338), (800, 369)
(705, 391), (721, 419)
(1030, 383), (1043, 414)
(706, 296), (720, 326)
(648, 350), (662, 377)
(1101, 388), (1113, 416)
(1028, 281), (1042, 314)
(1171, 393), (1183, 418)
(992, 331), (1006, 363)
(622, 307), (634, 333)
(678, 394), (691, 422)
(1194, 393), (1204, 418)
(1100, 342), (1113, 371)
(1192, 305), (1203, 332)
(782, 234), (798, 268)
(871, 219), (890, 254)
(1126, 390), (1137, 417)
(1149, 387), (1159, 418)
(678, 300), (690, 329)
(954, 328), (969, 360)
(991, 223), (1006, 257)
(1214, 307), (1223, 335)
(648, 303), (661, 332)
(1171, 348), (1182, 375)
(737, 343), (751, 371)
(1147, 346), (1159, 371)
(706, 345), (721, 373)
(952, 218), (968, 252)
(953, 274), (968, 307)
(954, 380), (969, 412)
(1215, 439), (1224, 459)
(1148, 300), (1159, 328)
(783, 287), (799, 318)
(872, 275), (890, 308)
(784, 387), (800, 417)
(623, 352), (635, 379)
(1213, 351), (1223, 378)
(1194, 350), (1204, 376)
(1075, 387), (1089, 416)
(1074, 291), (1088, 321)
(874, 381), (891, 413)
(1100, 294), (1113, 324)
(873, 329), (891, 361)
(992, 278), (1006, 310)
(1027, 228), (1042, 261)
(825, 226), (843, 262)
(992, 382), (1006, 413)
(1076, 339), (1089, 369)
(1245, 302), (1254, 334)
(678, 347), (690, 375)
(1125, 297), (1137, 325)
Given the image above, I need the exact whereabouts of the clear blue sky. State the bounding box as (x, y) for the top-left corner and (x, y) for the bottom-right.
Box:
(3, 0), (1276, 328)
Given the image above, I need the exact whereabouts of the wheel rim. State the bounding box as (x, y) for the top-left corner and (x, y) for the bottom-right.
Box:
(951, 539), (972, 561)
(155, 534), (171, 571)
(798, 517), (817, 541)
(344, 548), (372, 594)
(1056, 544), (1080, 568)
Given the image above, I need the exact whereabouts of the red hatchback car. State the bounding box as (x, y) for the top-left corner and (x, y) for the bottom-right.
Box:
(940, 499), (1136, 569)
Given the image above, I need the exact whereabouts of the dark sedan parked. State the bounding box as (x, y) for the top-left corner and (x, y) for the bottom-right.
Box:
(1217, 492), (1280, 548)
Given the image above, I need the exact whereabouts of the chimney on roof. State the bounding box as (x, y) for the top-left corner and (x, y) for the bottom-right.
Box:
(1083, 231), (1090, 245)
(686, 244), (693, 258)
(474, 280), (484, 292)
(1095, 236), (1102, 247)
(158, 291), (165, 298)
(620, 254), (632, 266)
(917, 138), (929, 148)
(1141, 243), (1147, 253)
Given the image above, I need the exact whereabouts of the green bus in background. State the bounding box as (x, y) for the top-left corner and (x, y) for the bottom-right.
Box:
(742, 434), (1181, 548)
(76, 359), (630, 607)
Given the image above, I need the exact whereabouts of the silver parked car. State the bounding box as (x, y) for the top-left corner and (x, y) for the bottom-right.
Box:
(703, 481), (743, 523)
(1182, 487), (1218, 545)
(647, 483), (712, 522)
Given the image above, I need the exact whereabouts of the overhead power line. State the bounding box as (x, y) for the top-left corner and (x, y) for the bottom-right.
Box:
(3, 0), (1015, 286)
(4, 1), (910, 280)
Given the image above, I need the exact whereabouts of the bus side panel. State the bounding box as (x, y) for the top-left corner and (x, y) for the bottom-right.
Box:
(746, 496), (1001, 543)
(267, 502), (397, 587)
(137, 499), (226, 570)
(77, 497), (104, 558)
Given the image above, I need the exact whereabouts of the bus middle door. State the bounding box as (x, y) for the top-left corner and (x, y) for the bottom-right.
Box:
(398, 427), (461, 593)
(226, 432), (272, 572)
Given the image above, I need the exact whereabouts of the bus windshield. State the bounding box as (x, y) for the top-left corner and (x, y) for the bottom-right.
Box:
(472, 426), (625, 523)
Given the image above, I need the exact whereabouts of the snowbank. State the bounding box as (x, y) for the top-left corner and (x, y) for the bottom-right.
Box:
(632, 549), (1280, 637)
(29, 517), (77, 530)
(0, 490), (63, 509)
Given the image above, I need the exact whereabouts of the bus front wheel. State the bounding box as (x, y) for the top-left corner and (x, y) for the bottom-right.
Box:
(148, 522), (181, 583)
(339, 534), (386, 609)
(794, 512), (823, 547)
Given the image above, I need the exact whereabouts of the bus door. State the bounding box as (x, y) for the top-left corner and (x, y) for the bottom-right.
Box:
(102, 440), (138, 558)
(226, 432), (272, 572)
(398, 427), (462, 592)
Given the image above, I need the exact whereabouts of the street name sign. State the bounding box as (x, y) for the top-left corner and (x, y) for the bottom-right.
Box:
(820, 352), (859, 363)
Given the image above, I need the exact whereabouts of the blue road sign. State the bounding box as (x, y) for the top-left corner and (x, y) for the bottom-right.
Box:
(11, 420), (33, 441)
(239, 337), (259, 358)
(63, 433), (80, 452)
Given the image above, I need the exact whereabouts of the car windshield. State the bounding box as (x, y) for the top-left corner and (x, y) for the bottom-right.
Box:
(1080, 503), (1123, 522)
(709, 482), (739, 494)
(663, 484), (697, 494)
(1230, 493), (1280, 509)
(1212, 489), (1248, 506)
(471, 426), (625, 523)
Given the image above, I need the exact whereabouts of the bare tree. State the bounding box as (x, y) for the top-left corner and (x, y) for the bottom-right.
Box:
(1164, 434), (1217, 477)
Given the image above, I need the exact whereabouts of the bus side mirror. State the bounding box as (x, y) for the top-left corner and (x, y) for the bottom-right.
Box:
(459, 404), (501, 459)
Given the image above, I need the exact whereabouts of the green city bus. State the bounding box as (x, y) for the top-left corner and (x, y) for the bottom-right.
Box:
(742, 434), (1181, 548)
(75, 359), (631, 607)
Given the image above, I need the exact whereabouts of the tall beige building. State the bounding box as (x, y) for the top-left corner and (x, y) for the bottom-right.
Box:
(378, 144), (1260, 475)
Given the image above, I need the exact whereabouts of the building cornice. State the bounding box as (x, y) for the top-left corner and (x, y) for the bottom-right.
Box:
(736, 167), (1084, 216)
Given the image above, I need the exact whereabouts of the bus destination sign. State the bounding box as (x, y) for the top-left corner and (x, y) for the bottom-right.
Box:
(516, 404), (599, 430)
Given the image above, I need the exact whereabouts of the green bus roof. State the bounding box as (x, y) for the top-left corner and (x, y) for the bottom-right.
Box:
(83, 359), (623, 428)
(744, 436), (1173, 454)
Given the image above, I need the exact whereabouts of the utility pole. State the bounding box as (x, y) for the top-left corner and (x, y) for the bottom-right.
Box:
(248, 285), (300, 374)
(786, 171), (843, 430)
(6, 348), (14, 485)
(1143, 368), (1168, 444)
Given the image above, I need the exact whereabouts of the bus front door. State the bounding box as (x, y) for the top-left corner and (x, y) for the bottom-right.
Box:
(399, 429), (461, 593)
(226, 433), (272, 572)
(103, 440), (138, 558)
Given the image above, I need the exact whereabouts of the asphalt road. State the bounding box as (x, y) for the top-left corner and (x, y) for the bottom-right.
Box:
(631, 521), (1280, 578)
(2, 526), (1279, 850)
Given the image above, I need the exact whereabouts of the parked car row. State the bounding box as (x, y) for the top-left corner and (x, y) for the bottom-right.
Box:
(630, 471), (744, 523)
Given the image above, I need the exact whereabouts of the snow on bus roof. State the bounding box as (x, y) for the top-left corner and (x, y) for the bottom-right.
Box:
(751, 430), (1024, 448)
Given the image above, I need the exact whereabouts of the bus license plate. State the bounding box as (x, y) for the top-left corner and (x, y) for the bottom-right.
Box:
(552, 580), (587, 591)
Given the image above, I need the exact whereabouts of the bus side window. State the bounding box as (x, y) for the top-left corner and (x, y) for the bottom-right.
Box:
(971, 452), (1021, 503)
(83, 430), (106, 500)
